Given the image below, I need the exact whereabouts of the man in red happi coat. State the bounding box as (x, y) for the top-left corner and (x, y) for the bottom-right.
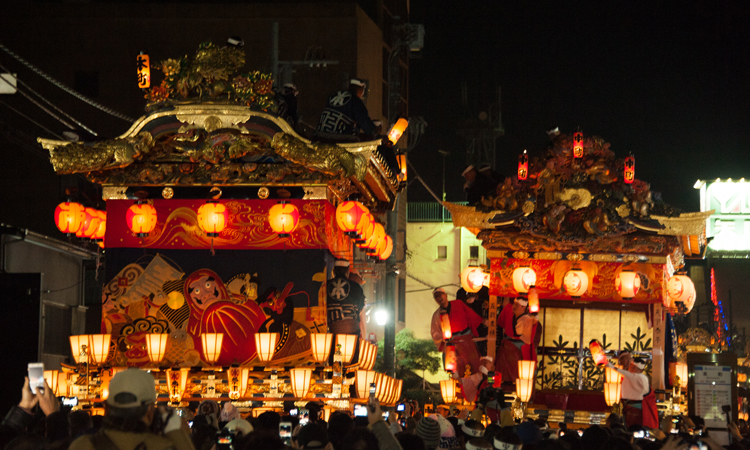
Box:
(431, 287), (485, 398)
(495, 297), (541, 384)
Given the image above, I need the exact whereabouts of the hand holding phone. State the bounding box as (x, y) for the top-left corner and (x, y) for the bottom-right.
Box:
(28, 363), (44, 395)
(369, 383), (377, 412)
(279, 422), (292, 445)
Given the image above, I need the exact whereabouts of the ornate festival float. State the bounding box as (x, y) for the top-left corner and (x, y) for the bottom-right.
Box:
(39, 42), (405, 415)
(442, 131), (712, 426)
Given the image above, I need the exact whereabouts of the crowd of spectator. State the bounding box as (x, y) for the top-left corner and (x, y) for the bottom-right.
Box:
(3, 369), (750, 450)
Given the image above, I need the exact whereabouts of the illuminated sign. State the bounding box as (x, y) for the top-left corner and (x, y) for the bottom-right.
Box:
(699, 179), (750, 251)
(137, 53), (150, 89)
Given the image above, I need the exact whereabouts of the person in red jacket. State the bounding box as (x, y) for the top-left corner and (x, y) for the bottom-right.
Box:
(430, 288), (484, 380)
(495, 298), (541, 384)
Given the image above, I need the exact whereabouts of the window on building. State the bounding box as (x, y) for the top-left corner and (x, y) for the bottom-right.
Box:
(469, 245), (479, 259)
(398, 278), (405, 323)
(74, 71), (99, 98)
(437, 246), (447, 259)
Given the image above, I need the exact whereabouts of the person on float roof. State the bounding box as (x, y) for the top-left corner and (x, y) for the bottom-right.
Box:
(315, 79), (379, 142)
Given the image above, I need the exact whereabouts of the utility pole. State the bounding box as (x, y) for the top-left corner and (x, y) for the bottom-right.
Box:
(382, 20), (424, 378)
(270, 22), (339, 86)
(438, 150), (449, 222)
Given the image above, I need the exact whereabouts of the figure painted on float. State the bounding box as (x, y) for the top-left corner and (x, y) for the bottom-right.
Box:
(185, 269), (266, 366)
(256, 282), (312, 362)
(430, 287), (485, 399)
(495, 297), (541, 384)
(326, 260), (365, 337)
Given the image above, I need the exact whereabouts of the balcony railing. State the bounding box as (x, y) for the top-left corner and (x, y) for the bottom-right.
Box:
(407, 202), (467, 222)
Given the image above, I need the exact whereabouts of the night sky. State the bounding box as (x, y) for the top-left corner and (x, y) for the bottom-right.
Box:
(407, 1), (750, 213)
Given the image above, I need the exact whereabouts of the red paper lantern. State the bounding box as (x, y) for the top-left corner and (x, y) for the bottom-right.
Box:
(357, 213), (375, 243)
(197, 201), (229, 237)
(616, 270), (640, 299)
(126, 202), (158, 237)
(444, 343), (457, 372)
(363, 223), (385, 253)
(624, 155), (635, 184)
(378, 235), (393, 260)
(440, 312), (452, 340)
(336, 201), (369, 236)
(268, 202), (300, 237)
(92, 211), (107, 242)
(54, 202), (86, 235)
(589, 339), (608, 366)
(573, 131), (584, 158)
(460, 266), (487, 293)
(528, 287), (540, 313)
(518, 150), (528, 180)
(76, 208), (101, 240)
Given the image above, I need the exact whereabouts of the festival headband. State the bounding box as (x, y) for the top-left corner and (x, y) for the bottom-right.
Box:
(494, 438), (522, 450)
(514, 298), (528, 306)
(462, 424), (485, 437)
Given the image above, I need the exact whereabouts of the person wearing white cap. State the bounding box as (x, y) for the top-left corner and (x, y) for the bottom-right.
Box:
(315, 79), (379, 143)
(69, 369), (193, 450)
(495, 298), (541, 385)
(606, 351), (653, 427)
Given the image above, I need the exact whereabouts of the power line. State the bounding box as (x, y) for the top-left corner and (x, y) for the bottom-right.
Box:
(0, 60), (98, 136)
(0, 75), (75, 130)
(0, 100), (62, 139)
(0, 43), (135, 123)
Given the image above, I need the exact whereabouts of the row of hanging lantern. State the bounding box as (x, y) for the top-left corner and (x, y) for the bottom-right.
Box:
(57, 200), (304, 241)
(464, 265), (697, 311)
(335, 200), (394, 260)
(70, 331), (381, 402)
(517, 131), (635, 183)
(54, 202), (106, 247)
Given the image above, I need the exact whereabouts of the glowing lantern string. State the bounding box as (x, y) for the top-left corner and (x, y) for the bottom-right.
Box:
(563, 267), (589, 298)
(76, 208), (101, 240)
(92, 211), (106, 243)
(268, 202), (300, 237)
(573, 131), (584, 158)
(126, 201), (157, 237)
(518, 150), (528, 180)
(387, 117), (409, 144)
(460, 266), (487, 293)
(336, 201), (369, 236)
(512, 267), (536, 294)
(624, 154), (635, 184)
(378, 235), (393, 260)
(616, 270), (640, 300)
(589, 339), (608, 366)
(137, 53), (150, 89)
(54, 202), (86, 235)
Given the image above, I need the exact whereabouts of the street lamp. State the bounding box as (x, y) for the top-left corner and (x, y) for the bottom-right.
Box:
(375, 309), (388, 326)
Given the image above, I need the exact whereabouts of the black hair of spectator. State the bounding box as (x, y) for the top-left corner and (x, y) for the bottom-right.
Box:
(603, 436), (634, 450)
(256, 411), (282, 432)
(606, 413), (625, 428)
(338, 427), (379, 450)
(192, 423), (219, 450)
(581, 426), (610, 450)
(534, 418), (548, 429)
(396, 431), (427, 450)
(483, 423), (502, 444)
(353, 416), (370, 428)
(328, 411), (354, 449)
(536, 438), (571, 450)
(297, 423), (330, 449)
(558, 433), (582, 450)
(68, 410), (93, 438)
(235, 430), (285, 450)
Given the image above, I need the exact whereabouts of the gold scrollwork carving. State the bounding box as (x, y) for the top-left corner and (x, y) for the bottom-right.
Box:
(271, 133), (367, 181)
